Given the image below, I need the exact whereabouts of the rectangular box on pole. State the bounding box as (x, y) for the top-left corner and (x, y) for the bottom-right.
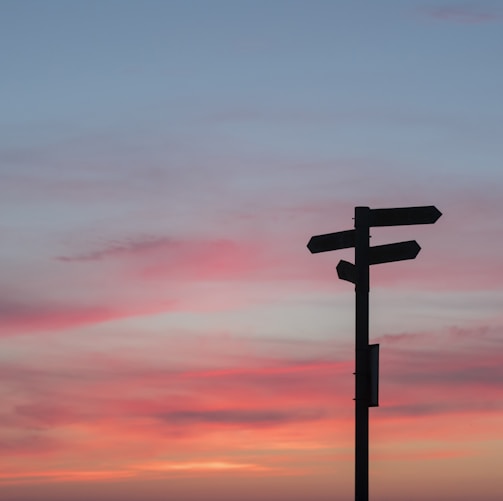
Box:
(369, 344), (379, 408)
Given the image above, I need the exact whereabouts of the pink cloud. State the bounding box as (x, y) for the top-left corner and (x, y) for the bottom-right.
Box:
(369, 252), (502, 290)
(158, 408), (325, 427)
(0, 300), (116, 334)
(2, 326), (500, 438)
(0, 346), (352, 441)
(4, 186), (501, 345)
(57, 235), (268, 282)
(0, 297), (178, 336)
(375, 325), (503, 421)
(0, 435), (63, 457)
(1, 325), (501, 490)
(0, 346), (354, 490)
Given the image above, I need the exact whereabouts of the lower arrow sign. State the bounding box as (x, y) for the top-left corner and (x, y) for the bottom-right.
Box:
(336, 241), (421, 284)
(336, 240), (421, 284)
(369, 240), (421, 265)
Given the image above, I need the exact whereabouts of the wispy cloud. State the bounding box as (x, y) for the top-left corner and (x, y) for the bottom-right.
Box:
(0, 297), (177, 336)
(0, 435), (63, 457)
(422, 5), (503, 24)
(0, 299), (116, 335)
(1, 325), (501, 488)
(139, 460), (269, 472)
(0, 468), (135, 485)
(376, 325), (503, 420)
(56, 236), (177, 262)
(159, 408), (325, 426)
(57, 235), (267, 282)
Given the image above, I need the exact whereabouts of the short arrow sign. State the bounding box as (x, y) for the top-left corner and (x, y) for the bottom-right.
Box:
(307, 229), (355, 254)
(369, 240), (421, 265)
(369, 205), (442, 227)
(336, 259), (356, 283)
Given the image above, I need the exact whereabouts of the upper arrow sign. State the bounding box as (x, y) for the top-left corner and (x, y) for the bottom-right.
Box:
(369, 206), (441, 227)
(307, 229), (355, 254)
(369, 240), (421, 264)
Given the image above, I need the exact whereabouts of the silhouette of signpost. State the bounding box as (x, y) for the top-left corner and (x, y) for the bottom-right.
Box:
(307, 205), (441, 501)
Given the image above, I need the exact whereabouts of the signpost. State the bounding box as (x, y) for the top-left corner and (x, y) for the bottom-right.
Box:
(307, 205), (441, 501)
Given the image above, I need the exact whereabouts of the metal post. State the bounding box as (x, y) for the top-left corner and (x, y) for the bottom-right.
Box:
(354, 206), (370, 501)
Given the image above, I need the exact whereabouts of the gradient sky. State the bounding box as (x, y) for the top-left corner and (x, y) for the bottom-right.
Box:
(1, 1), (502, 500)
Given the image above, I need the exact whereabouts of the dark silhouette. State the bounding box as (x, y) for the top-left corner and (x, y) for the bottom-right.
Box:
(307, 205), (442, 501)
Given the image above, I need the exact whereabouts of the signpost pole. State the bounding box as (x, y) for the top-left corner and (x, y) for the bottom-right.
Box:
(306, 204), (441, 501)
(354, 206), (370, 501)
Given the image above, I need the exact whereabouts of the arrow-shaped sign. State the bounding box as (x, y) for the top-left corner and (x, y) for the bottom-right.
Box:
(307, 229), (355, 254)
(369, 240), (421, 264)
(336, 241), (420, 284)
(369, 205), (441, 227)
(337, 259), (356, 283)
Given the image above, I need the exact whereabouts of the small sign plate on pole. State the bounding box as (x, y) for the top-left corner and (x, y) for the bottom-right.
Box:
(369, 344), (379, 407)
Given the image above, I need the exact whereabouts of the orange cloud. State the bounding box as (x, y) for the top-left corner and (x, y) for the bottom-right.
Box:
(139, 460), (269, 472)
(1, 323), (501, 494)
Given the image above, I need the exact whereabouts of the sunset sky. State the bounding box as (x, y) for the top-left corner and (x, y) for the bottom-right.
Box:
(1, 1), (502, 500)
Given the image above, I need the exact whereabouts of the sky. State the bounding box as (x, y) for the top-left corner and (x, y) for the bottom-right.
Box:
(1, 1), (502, 500)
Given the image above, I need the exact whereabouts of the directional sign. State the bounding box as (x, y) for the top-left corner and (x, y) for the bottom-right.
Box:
(369, 205), (441, 227)
(307, 229), (355, 254)
(336, 259), (356, 283)
(336, 241), (420, 282)
(369, 240), (421, 265)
